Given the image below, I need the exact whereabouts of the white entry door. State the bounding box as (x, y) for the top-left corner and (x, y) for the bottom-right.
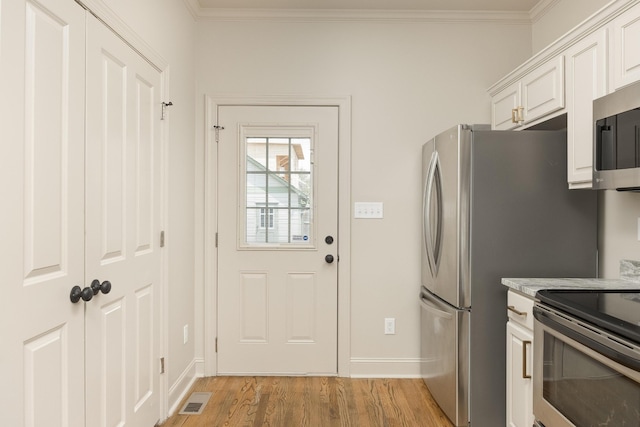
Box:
(84, 14), (162, 427)
(0, 0), (86, 425)
(217, 105), (339, 375)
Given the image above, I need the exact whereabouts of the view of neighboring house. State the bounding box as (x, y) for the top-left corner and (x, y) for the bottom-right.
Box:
(245, 137), (312, 244)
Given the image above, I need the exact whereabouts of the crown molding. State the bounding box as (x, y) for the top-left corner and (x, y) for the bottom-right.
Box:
(529, 0), (560, 23)
(77, 0), (167, 70)
(194, 8), (531, 23)
(182, 0), (201, 20)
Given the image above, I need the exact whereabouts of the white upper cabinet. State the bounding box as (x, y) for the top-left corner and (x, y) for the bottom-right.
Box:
(612, 2), (640, 90)
(492, 81), (521, 130)
(489, 0), (640, 188)
(521, 56), (565, 125)
(491, 57), (565, 130)
(566, 30), (608, 189)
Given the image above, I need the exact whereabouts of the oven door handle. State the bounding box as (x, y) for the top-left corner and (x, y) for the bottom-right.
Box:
(534, 307), (640, 371)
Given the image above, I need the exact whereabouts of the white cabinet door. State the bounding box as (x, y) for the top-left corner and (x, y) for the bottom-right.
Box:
(492, 81), (521, 130)
(612, 3), (640, 90)
(521, 56), (565, 125)
(566, 30), (608, 189)
(506, 321), (534, 427)
(491, 56), (564, 130)
(85, 14), (162, 427)
(0, 0), (86, 425)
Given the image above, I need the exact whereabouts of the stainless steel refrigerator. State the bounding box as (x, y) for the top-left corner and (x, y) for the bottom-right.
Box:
(419, 124), (597, 426)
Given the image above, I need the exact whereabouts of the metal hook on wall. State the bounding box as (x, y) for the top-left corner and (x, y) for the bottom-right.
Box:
(161, 101), (173, 120)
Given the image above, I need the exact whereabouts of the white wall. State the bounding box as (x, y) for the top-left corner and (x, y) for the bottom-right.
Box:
(532, 0), (640, 278)
(195, 17), (531, 373)
(100, 0), (198, 397)
(532, 0), (610, 53)
(598, 191), (640, 277)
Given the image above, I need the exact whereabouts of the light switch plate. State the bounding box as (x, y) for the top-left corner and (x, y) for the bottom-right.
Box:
(354, 202), (384, 219)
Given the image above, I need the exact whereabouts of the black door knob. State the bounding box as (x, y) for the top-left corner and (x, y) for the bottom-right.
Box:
(325, 254), (334, 264)
(91, 279), (112, 295)
(70, 286), (93, 303)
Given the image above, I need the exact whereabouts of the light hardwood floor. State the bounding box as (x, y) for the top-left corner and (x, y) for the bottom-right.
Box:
(161, 376), (454, 427)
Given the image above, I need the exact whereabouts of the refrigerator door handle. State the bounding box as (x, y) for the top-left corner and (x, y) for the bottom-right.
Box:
(420, 291), (453, 319)
(423, 152), (443, 278)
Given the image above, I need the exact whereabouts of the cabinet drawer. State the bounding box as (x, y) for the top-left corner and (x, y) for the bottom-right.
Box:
(507, 290), (534, 330)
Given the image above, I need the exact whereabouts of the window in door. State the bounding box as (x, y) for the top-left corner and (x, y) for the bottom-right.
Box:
(242, 129), (314, 246)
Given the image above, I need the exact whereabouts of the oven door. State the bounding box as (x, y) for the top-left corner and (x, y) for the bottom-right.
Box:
(533, 305), (640, 427)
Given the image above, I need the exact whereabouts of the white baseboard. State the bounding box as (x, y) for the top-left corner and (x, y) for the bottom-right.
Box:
(349, 357), (421, 378)
(167, 358), (203, 416)
(195, 357), (206, 377)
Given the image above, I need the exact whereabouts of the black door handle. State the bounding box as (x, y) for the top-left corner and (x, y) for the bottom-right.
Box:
(70, 286), (93, 303)
(91, 279), (112, 295)
(325, 254), (334, 264)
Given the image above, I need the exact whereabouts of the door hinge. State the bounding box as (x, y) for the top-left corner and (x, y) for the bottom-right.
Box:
(215, 338), (218, 353)
(213, 125), (224, 143)
(215, 232), (218, 248)
(160, 230), (165, 248)
(161, 101), (173, 120)
(160, 357), (165, 374)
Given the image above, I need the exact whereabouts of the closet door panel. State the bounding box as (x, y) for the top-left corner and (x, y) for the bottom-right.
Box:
(85, 14), (162, 427)
(0, 0), (86, 426)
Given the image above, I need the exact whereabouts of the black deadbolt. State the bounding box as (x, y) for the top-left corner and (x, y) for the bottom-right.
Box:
(325, 235), (334, 245)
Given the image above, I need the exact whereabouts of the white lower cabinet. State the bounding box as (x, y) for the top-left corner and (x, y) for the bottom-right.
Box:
(506, 290), (534, 427)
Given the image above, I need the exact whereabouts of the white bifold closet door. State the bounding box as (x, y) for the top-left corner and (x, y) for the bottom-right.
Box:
(84, 12), (162, 427)
(0, 0), (162, 425)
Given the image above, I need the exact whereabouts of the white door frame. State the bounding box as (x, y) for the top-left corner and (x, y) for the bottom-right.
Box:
(204, 94), (352, 377)
(77, 0), (170, 419)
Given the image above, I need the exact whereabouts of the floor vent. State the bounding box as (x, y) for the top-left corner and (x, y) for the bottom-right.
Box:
(178, 392), (212, 415)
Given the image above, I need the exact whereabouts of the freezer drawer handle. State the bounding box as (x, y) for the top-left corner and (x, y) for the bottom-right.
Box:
(420, 295), (453, 319)
(507, 305), (527, 317)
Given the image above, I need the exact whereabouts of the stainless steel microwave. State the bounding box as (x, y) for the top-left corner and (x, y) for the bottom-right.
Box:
(593, 81), (640, 190)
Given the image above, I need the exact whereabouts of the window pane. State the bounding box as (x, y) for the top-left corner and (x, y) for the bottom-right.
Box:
(246, 173), (267, 207)
(290, 173), (311, 208)
(247, 138), (267, 169)
(291, 138), (311, 173)
(245, 207), (265, 244)
(290, 208), (311, 242)
(267, 138), (289, 172)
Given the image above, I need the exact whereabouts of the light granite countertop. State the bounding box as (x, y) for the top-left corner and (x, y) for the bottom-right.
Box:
(502, 259), (640, 298)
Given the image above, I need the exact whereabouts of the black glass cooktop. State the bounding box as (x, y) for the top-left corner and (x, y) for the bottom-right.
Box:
(536, 289), (640, 343)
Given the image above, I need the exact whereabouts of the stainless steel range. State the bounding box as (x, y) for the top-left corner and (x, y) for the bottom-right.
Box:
(533, 289), (640, 427)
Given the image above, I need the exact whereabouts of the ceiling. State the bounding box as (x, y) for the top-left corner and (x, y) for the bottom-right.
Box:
(195, 0), (542, 12)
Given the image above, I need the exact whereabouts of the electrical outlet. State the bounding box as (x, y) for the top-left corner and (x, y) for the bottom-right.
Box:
(384, 318), (395, 335)
(183, 325), (189, 344)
